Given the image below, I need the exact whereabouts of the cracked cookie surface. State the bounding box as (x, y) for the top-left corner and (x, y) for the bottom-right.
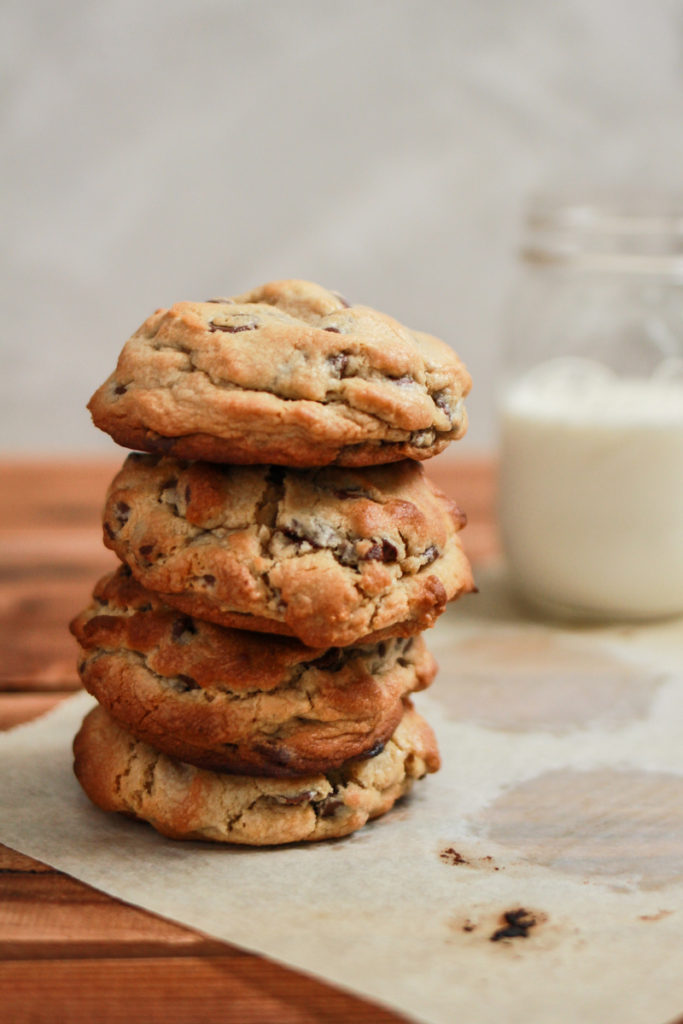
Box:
(88, 279), (470, 467)
(103, 454), (474, 648)
(73, 703), (440, 845)
(71, 567), (436, 776)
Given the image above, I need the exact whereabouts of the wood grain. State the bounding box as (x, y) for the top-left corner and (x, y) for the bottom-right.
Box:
(0, 456), (497, 1023)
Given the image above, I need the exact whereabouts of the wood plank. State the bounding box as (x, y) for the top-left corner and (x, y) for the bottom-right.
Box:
(0, 841), (405, 1021)
(0, 873), (230, 960)
(0, 843), (53, 872)
(0, 957), (406, 1024)
(0, 459), (120, 529)
(0, 693), (71, 730)
(0, 577), (105, 691)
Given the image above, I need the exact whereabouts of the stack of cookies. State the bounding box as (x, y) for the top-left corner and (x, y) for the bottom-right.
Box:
(71, 280), (473, 845)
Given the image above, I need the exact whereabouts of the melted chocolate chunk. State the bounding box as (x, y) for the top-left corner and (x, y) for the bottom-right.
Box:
(420, 545), (439, 567)
(327, 352), (350, 378)
(365, 539), (398, 563)
(364, 739), (385, 758)
(171, 615), (197, 642)
(490, 909), (537, 942)
(313, 647), (350, 673)
(315, 795), (344, 819)
(114, 383), (127, 395)
(114, 501), (130, 526)
(176, 674), (199, 692)
(209, 320), (258, 333)
(277, 790), (316, 806)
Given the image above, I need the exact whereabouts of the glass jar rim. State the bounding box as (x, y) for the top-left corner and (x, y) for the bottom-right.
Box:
(522, 193), (683, 272)
(526, 194), (683, 236)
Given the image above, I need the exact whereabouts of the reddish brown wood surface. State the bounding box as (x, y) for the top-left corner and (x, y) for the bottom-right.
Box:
(0, 456), (498, 1024)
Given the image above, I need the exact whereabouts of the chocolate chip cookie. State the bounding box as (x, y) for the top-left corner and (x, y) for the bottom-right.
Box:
(88, 279), (470, 467)
(73, 703), (440, 845)
(71, 567), (436, 777)
(102, 454), (474, 648)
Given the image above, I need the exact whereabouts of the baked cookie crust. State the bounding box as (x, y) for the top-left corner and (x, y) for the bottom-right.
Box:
(73, 703), (440, 845)
(71, 567), (436, 777)
(102, 454), (474, 648)
(88, 280), (470, 467)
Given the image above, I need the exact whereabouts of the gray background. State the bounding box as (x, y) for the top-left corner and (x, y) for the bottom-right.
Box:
(3, 0), (682, 454)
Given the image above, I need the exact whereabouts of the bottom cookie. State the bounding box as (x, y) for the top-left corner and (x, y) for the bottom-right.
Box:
(73, 703), (440, 845)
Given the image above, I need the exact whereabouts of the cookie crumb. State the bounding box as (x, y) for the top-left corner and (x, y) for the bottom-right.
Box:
(440, 847), (468, 865)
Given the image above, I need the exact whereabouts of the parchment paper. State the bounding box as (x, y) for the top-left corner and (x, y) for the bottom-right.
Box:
(2, 567), (682, 1024)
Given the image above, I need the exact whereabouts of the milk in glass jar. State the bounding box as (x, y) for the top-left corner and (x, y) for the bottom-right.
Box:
(498, 197), (683, 620)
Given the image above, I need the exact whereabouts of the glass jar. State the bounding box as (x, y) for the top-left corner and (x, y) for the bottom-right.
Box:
(498, 196), (683, 620)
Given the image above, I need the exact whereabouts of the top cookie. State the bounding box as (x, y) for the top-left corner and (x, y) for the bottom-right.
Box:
(88, 280), (470, 467)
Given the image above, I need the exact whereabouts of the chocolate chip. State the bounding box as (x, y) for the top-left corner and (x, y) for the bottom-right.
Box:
(313, 648), (348, 673)
(171, 615), (197, 642)
(365, 539), (398, 563)
(114, 501), (130, 527)
(114, 384), (127, 395)
(103, 522), (115, 540)
(327, 352), (350, 378)
(377, 642), (386, 658)
(176, 674), (199, 692)
(209, 321), (258, 333)
(203, 574), (216, 585)
(315, 796), (344, 818)
(324, 326), (341, 333)
(420, 545), (439, 567)
(364, 740), (385, 758)
(277, 790), (315, 806)
(139, 544), (154, 557)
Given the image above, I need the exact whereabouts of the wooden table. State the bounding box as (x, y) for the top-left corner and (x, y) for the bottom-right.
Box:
(0, 456), (498, 1024)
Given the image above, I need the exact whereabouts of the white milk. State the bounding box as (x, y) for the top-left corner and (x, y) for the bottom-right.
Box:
(499, 359), (683, 619)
